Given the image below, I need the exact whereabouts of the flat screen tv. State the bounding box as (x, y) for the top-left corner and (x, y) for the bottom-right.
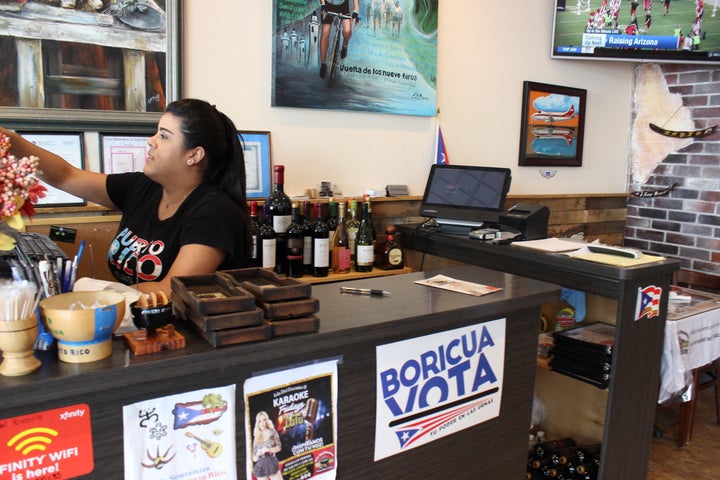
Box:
(551, 0), (720, 64)
(419, 165), (512, 229)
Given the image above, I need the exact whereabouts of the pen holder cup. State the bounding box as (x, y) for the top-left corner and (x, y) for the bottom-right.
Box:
(0, 316), (41, 376)
(39, 291), (126, 364)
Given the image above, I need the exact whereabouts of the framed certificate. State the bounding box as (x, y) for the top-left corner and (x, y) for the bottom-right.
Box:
(18, 132), (86, 207)
(99, 133), (151, 173)
(240, 131), (272, 199)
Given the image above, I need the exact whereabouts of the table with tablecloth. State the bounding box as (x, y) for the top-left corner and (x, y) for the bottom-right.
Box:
(659, 288), (720, 404)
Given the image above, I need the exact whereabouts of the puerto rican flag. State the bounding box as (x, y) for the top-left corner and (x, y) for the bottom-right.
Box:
(435, 124), (449, 165)
(172, 401), (228, 429)
(635, 285), (662, 320)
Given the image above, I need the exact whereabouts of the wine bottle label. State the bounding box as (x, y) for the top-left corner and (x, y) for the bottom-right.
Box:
(251, 237), (258, 260)
(287, 237), (303, 260)
(314, 238), (330, 267)
(348, 228), (358, 251)
(332, 247), (351, 271)
(262, 239), (276, 269)
(273, 215), (292, 234)
(357, 245), (374, 265)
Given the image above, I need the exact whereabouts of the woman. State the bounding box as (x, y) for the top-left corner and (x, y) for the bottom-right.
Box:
(0, 99), (251, 294)
(252, 411), (283, 480)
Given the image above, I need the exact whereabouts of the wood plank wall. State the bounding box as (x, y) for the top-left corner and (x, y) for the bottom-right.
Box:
(25, 194), (629, 282)
(373, 194), (629, 246)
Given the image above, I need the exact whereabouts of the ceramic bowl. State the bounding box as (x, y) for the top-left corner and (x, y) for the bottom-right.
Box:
(130, 300), (174, 331)
(39, 291), (126, 363)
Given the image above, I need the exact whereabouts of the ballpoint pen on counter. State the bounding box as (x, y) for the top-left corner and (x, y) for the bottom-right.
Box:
(339, 286), (392, 297)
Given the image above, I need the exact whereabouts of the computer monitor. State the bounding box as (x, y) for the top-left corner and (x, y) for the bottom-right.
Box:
(419, 165), (512, 231)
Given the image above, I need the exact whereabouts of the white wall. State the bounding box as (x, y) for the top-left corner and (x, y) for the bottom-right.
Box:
(184, 1), (635, 198)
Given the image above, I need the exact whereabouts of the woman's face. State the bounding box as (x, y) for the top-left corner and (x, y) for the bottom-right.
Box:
(145, 112), (194, 181)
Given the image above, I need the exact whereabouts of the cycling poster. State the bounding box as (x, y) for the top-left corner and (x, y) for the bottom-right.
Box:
(272, 0), (438, 116)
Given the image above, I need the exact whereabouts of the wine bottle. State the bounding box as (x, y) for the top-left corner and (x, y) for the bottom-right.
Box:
(312, 203), (330, 277)
(378, 225), (404, 270)
(248, 201), (262, 267)
(331, 201), (350, 273)
(301, 200), (314, 274)
(533, 438), (576, 459)
(327, 199), (338, 260)
(268, 165), (292, 274)
(286, 203), (304, 278)
(355, 202), (374, 272)
(260, 203), (277, 270)
(346, 198), (360, 267)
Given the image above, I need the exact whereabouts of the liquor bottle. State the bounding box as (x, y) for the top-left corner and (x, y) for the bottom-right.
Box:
(248, 201), (262, 267)
(268, 165), (292, 274)
(301, 200), (315, 274)
(355, 202), (374, 272)
(345, 198), (360, 267)
(378, 225), (404, 270)
(331, 201), (350, 273)
(285, 203), (304, 278)
(260, 203), (277, 270)
(312, 203), (330, 277)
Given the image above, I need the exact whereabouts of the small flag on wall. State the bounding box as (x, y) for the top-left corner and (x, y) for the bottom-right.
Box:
(435, 123), (449, 165)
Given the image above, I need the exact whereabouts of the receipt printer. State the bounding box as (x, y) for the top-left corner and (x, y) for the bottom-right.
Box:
(498, 204), (550, 240)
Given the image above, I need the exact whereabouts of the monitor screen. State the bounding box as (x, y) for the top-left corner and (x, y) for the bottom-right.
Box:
(419, 165), (512, 227)
(551, 0), (720, 64)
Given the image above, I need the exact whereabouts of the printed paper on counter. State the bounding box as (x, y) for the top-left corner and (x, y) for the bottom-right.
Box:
(123, 385), (236, 480)
(244, 360), (339, 480)
(374, 319), (506, 460)
(414, 274), (502, 296)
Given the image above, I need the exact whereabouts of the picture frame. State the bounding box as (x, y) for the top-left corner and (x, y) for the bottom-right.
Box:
(0, 0), (183, 132)
(18, 132), (86, 207)
(518, 81), (586, 167)
(240, 131), (272, 199)
(99, 133), (152, 174)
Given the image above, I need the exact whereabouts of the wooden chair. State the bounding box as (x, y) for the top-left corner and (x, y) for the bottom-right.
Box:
(660, 269), (720, 446)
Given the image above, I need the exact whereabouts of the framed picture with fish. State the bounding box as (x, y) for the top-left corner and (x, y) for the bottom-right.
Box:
(518, 81), (586, 167)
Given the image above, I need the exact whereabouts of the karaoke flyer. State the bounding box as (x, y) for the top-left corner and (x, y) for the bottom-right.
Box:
(244, 360), (338, 480)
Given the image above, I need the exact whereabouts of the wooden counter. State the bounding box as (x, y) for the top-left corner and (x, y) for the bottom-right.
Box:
(396, 224), (681, 480)
(0, 266), (558, 479)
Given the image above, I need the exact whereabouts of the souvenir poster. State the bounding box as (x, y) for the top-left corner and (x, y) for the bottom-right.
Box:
(244, 360), (338, 480)
(272, 0), (438, 116)
(123, 385), (236, 480)
(374, 320), (506, 460)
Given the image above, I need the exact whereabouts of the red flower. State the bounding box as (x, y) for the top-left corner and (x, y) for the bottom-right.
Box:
(18, 183), (47, 219)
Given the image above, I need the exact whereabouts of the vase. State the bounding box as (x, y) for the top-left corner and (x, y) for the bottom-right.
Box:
(0, 316), (41, 376)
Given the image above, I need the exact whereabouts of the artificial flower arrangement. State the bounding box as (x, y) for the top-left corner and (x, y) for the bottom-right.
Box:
(0, 132), (46, 251)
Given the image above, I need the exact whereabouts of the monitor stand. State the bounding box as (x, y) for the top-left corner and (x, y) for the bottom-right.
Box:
(437, 223), (483, 236)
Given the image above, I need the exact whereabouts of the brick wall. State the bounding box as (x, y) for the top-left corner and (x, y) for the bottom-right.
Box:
(624, 65), (720, 275)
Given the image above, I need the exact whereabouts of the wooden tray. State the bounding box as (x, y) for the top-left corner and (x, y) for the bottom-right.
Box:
(219, 268), (312, 302)
(171, 274), (255, 315)
(174, 295), (263, 331)
(268, 315), (319, 337)
(195, 323), (271, 347)
(261, 297), (319, 320)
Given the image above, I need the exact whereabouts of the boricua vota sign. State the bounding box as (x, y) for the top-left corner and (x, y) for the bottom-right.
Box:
(374, 319), (506, 460)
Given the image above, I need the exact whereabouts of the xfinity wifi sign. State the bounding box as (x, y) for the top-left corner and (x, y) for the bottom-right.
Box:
(374, 319), (506, 460)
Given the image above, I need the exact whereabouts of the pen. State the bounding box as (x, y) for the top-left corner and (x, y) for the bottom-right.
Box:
(339, 287), (391, 296)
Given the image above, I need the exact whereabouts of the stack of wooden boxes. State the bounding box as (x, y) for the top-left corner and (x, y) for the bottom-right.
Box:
(172, 268), (319, 347)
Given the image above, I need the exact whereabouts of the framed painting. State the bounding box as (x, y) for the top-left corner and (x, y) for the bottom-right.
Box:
(18, 131), (86, 207)
(518, 81), (586, 167)
(240, 131), (272, 199)
(99, 133), (152, 173)
(0, 0), (183, 132)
